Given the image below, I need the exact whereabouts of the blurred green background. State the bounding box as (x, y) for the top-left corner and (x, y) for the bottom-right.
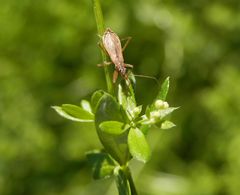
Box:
(1, 0), (240, 194)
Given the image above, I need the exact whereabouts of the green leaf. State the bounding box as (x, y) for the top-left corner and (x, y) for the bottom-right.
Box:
(62, 104), (94, 121)
(86, 150), (117, 179)
(131, 105), (142, 119)
(161, 120), (176, 129)
(95, 93), (130, 165)
(145, 105), (151, 118)
(99, 121), (129, 135)
(114, 167), (130, 195)
(156, 77), (170, 101)
(128, 128), (151, 163)
(91, 90), (105, 113)
(118, 84), (127, 110)
(52, 105), (94, 122)
(157, 107), (179, 119)
(127, 70), (136, 87)
(118, 84), (138, 120)
(81, 99), (92, 113)
(140, 124), (151, 135)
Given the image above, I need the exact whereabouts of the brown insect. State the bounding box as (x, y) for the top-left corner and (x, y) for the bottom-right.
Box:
(98, 28), (133, 83)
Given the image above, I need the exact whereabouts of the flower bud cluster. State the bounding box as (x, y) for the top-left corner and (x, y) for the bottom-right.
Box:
(154, 100), (169, 110)
(148, 99), (169, 124)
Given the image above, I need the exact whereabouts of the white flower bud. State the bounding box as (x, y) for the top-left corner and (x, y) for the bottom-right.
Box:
(155, 100), (164, 109)
(163, 101), (169, 109)
(155, 100), (169, 109)
(133, 106), (141, 115)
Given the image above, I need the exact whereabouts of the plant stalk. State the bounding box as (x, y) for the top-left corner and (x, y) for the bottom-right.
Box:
(92, 0), (113, 94)
(125, 166), (138, 195)
(93, 0), (138, 194)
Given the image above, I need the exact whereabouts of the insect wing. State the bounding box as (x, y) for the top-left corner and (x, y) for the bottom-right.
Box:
(102, 30), (124, 64)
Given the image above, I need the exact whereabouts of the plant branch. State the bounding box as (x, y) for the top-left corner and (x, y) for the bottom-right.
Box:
(125, 166), (138, 195)
(92, 0), (113, 94)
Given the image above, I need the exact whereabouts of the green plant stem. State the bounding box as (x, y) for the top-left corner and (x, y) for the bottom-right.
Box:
(92, 0), (113, 94)
(125, 166), (138, 195)
(92, 0), (138, 194)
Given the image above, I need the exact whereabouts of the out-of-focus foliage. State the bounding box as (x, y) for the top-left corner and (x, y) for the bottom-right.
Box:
(0, 0), (240, 194)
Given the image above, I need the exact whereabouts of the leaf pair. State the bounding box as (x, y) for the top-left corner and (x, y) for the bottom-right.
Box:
(99, 121), (150, 163)
(52, 102), (94, 122)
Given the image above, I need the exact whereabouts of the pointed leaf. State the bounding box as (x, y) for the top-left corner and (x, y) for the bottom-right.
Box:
(131, 105), (142, 119)
(91, 90), (105, 113)
(52, 105), (93, 122)
(118, 84), (127, 109)
(157, 107), (179, 119)
(156, 77), (169, 101)
(99, 121), (129, 135)
(145, 105), (151, 118)
(161, 120), (176, 129)
(61, 104), (94, 121)
(128, 128), (151, 163)
(86, 150), (117, 179)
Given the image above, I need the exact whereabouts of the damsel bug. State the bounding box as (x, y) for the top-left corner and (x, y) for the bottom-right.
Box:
(98, 28), (160, 86)
(98, 28), (133, 83)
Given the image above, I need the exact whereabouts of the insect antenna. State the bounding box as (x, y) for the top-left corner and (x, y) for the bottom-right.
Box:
(133, 74), (160, 86)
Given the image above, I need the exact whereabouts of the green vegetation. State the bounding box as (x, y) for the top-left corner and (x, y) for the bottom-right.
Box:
(1, 0), (240, 195)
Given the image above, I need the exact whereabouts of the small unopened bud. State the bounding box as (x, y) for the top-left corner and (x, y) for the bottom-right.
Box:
(155, 100), (169, 109)
(162, 101), (169, 109)
(133, 106), (141, 115)
(155, 100), (164, 109)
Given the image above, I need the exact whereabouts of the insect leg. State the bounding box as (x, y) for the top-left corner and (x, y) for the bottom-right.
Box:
(97, 61), (112, 67)
(113, 70), (119, 83)
(121, 37), (132, 52)
(125, 63), (133, 68)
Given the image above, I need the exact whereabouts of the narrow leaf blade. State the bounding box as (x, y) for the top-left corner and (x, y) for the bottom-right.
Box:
(91, 90), (105, 113)
(158, 107), (179, 119)
(157, 77), (170, 101)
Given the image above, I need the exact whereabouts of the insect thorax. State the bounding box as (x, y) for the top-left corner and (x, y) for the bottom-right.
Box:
(116, 64), (126, 75)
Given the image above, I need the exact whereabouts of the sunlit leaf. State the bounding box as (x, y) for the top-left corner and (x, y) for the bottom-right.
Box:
(118, 84), (127, 110)
(157, 107), (179, 119)
(131, 105), (142, 118)
(99, 121), (129, 135)
(52, 105), (94, 122)
(128, 128), (151, 163)
(161, 120), (176, 129)
(62, 104), (94, 121)
(156, 77), (169, 101)
(91, 90), (105, 113)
